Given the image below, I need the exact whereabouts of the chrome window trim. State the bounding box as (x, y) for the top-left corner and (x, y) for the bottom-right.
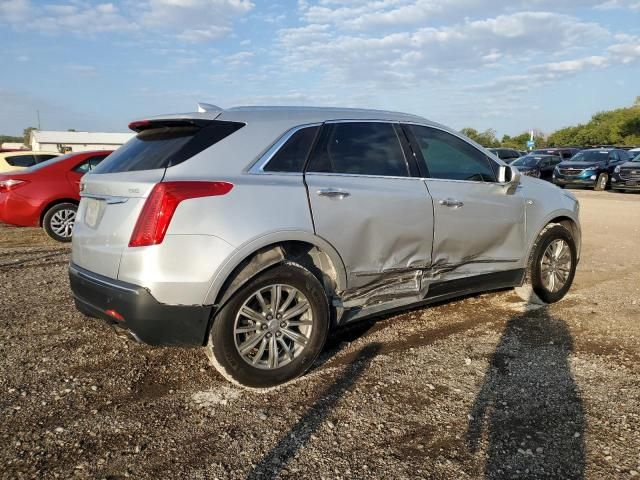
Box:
(247, 122), (322, 174)
(305, 172), (425, 181)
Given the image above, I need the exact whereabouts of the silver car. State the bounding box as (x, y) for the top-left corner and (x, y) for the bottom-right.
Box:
(69, 105), (581, 388)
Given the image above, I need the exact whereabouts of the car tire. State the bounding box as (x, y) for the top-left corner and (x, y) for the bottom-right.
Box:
(207, 263), (329, 388)
(594, 173), (608, 191)
(42, 202), (78, 242)
(515, 223), (577, 304)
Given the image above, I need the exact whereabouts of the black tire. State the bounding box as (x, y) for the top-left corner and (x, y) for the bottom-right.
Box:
(594, 173), (608, 191)
(208, 264), (329, 388)
(516, 224), (577, 304)
(42, 202), (78, 242)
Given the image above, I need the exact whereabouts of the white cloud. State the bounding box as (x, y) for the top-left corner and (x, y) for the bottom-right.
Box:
(0, 0), (254, 41)
(276, 12), (608, 85)
(141, 0), (253, 41)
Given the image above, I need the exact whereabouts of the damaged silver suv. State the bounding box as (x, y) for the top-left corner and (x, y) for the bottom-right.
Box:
(69, 105), (581, 387)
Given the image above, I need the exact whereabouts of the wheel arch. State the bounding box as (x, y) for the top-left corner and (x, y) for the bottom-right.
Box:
(204, 232), (348, 311)
(526, 212), (581, 265)
(39, 198), (79, 226)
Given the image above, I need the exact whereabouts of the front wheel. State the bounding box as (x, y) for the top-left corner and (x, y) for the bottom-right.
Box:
(594, 173), (608, 191)
(516, 224), (577, 304)
(42, 202), (77, 242)
(207, 264), (329, 388)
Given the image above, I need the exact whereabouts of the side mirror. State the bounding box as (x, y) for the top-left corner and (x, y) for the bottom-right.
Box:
(498, 164), (520, 194)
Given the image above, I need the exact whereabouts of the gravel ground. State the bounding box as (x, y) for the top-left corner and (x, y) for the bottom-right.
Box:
(1, 189), (639, 479)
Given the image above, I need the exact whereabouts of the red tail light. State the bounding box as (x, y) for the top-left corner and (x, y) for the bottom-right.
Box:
(129, 181), (233, 247)
(0, 179), (29, 192)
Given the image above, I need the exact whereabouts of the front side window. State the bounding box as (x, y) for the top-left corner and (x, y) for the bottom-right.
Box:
(408, 125), (496, 182)
(307, 122), (409, 177)
(264, 126), (319, 173)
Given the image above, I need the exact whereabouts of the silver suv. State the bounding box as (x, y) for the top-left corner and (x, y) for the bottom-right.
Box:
(69, 105), (581, 388)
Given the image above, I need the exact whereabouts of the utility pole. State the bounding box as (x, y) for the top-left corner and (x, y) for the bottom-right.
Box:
(37, 110), (41, 130)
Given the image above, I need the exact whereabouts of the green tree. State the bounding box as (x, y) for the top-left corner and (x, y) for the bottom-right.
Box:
(23, 127), (37, 146)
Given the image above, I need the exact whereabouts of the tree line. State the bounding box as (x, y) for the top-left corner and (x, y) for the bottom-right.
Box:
(462, 97), (640, 149)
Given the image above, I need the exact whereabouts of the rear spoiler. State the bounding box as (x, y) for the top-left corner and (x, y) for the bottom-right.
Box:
(128, 103), (225, 132)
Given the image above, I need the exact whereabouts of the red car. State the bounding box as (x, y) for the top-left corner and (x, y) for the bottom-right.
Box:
(0, 150), (112, 242)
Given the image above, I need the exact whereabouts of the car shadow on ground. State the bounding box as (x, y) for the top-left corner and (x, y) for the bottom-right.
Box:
(467, 306), (585, 479)
(245, 343), (382, 479)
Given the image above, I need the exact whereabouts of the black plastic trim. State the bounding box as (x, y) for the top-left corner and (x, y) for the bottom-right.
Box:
(69, 263), (212, 346)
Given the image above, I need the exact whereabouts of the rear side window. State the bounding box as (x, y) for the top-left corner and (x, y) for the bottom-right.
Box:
(34, 154), (58, 163)
(73, 154), (109, 173)
(5, 155), (35, 167)
(92, 121), (244, 174)
(409, 125), (496, 182)
(307, 122), (409, 177)
(264, 126), (319, 173)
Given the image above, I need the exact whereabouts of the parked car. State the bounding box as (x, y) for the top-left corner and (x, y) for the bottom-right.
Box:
(553, 148), (630, 190)
(532, 148), (581, 160)
(488, 148), (522, 163)
(0, 150), (112, 241)
(69, 106), (581, 388)
(611, 152), (640, 192)
(0, 151), (60, 173)
(511, 154), (562, 181)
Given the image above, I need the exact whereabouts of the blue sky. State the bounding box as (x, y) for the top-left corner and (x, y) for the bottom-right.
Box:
(1, 0), (639, 137)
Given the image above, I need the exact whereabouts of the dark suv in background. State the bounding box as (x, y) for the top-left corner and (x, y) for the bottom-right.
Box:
(489, 148), (522, 163)
(611, 152), (640, 192)
(533, 148), (581, 160)
(553, 148), (630, 190)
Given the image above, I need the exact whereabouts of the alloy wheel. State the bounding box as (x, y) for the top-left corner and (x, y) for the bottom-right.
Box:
(540, 239), (572, 293)
(233, 284), (313, 370)
(50, 209), (76, 238)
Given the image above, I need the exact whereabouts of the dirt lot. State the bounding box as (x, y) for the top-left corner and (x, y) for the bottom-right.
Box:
(1, 189), (639, 479)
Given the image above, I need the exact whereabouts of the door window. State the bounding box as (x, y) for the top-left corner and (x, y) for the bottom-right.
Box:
(408, 125), (496, 182)
(307, 122), (409, 177)
(73, 155), (109, 173)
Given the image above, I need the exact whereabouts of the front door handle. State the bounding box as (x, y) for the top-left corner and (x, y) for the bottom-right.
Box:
(439, 198), (464, 208)
(317, 188), (351, 199)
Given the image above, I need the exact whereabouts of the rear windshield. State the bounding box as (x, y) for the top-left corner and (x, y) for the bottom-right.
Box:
(512, 156), (542, 167)
(92, 121), (244, 174)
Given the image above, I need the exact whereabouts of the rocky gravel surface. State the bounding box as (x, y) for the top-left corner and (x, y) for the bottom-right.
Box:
(1, 189), (639, 479)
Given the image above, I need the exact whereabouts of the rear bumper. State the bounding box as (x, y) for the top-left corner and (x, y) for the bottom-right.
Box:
(69, 263), (213, 346)
(0, 192), (41, 227)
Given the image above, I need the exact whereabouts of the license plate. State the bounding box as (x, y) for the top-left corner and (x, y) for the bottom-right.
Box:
(626, 181), (638, 187)
(84, 198), (101, 228)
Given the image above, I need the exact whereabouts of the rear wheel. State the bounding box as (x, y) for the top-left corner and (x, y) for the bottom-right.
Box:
(516, 224), (577, 304)
(594, 173), (608, 191)
(42, 203), (77, 242)
(208, 264), (329, 388)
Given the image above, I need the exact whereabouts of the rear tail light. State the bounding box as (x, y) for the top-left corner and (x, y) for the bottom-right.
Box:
(0, 179), (29, 192)
(129, 181), (233, 247)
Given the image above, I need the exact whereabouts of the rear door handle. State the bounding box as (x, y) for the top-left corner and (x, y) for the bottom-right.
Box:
(439, 198), (464, 208)
(317, 188), (351, 199)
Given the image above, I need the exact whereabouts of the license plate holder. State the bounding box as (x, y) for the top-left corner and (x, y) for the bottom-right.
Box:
(84, 198), (102, 228)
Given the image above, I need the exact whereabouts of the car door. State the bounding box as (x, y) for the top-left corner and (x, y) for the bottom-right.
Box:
(540, 158), (553, 180)
(403, 124), (526, 280)
(304, 121), (434, 292)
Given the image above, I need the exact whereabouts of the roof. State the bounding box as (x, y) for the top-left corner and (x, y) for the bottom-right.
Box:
(31, 130), (134, 145)
(140, 104), (433, 128)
